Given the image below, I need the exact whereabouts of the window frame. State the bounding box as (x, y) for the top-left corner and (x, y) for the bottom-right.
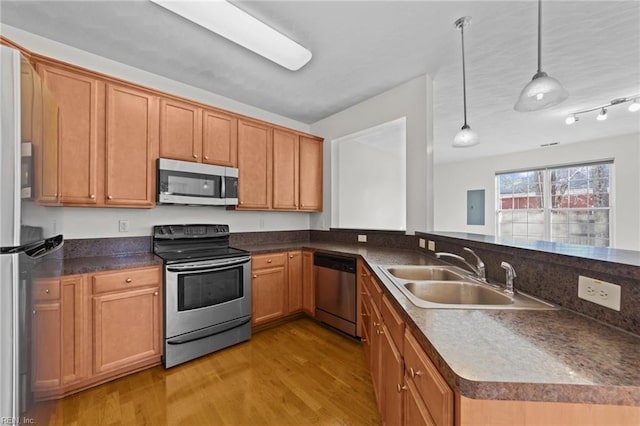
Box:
(495, 160), (614, 247)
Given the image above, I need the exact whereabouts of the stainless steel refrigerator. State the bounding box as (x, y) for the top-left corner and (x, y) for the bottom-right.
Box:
(1, 45), (64, 420)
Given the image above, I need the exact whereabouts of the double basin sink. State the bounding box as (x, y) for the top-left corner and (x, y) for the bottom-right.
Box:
(378, 265), (556, 310)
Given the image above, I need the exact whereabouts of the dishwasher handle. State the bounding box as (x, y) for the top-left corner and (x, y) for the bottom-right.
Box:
(313, 253), (356, 273)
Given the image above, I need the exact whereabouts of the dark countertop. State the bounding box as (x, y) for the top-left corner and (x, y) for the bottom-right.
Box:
(32, 253), (163, 278)
(237, 241), (640, 406)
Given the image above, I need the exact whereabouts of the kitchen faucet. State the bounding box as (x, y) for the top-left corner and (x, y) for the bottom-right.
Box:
(500, 261), (517, 295)
(435, 247), (486, 281)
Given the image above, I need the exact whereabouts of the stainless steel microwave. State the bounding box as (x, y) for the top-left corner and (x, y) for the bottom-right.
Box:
(157, 158), (238, 206)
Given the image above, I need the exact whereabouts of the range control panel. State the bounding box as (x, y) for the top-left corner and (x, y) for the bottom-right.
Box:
(153, 224), (230, 239)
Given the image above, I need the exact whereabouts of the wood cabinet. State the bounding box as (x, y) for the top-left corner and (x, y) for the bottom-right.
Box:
(381, 323), (404, 426)
(273, 129), (299, 210)
(251, 252), (287, 326)
(238, 119), (273, 209)
(30, 266), (162, 400)
(159, 98), (201, 162)
(159, 99), (238, 167)
(298, 135), (323, 211)
(105, 84), (158, 207)
(302, 250), (315, 316)
(38, 63), (101, 205)
(287, 250), (303, 313)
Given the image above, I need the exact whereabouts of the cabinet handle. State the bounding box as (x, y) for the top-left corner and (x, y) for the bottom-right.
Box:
(125, 278), (132, 283)
(397, 384), (408, 393)
(107, 195), (113, 200)
(154, 291), (158, 296)
(45, 289), (50, 294)
(204, 156), (209, 160)
(289, 255), (294, 259)
(373, 322), (380, 327)
(193, 154), (198, 159)
(32, 310), (36, 315)
(253, 274), (258, 278)
(360, 291), (367, 296)
(90, 194), (95, 199)
(267, 259), (272, 263)
(409, 368), (423, 379)
(361, 337), (367, 343)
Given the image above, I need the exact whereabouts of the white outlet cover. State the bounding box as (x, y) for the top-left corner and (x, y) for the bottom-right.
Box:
(358, 234), (367, 243)
(578, 275), (621, 311)
(419, 238), (426, 248)
(427, 240), (436, 251)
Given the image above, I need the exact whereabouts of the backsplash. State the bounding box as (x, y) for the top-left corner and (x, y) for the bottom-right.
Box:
(63, 236), (152, 258)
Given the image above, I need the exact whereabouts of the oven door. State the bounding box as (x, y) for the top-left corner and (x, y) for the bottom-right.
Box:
(164, 256), (251, 339)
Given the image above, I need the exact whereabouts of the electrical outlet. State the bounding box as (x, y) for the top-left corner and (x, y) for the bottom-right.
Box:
(357, 234), (367, 243)
(578, 276), (621, 311)
(427, 240), (436, 251)
(118, 220), (129, 233)
(419, 238), (426, 248)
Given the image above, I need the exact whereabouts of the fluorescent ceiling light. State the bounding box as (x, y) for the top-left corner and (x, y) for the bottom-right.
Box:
(151, 0), (312, 71)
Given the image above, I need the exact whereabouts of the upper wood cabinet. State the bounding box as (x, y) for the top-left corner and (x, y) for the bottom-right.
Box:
(160, 99), (238, 167)
(38, 63), (101, 205)
(298, 135), (323, 211)
(105, 84), (158, 207)
(273, 129), (299, 210)
(159, 98), (201, 162)
(237, 119), (273, 209)
(202, 109), (237, 167)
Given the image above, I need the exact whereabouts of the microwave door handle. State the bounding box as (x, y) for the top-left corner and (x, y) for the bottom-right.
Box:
(221, 174), (226, 199)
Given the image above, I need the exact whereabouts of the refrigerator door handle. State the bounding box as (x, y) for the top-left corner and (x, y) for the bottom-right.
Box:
(0, 234), (64, 258)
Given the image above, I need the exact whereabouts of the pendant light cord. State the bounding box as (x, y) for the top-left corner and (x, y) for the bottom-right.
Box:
(537, 0), (542, 73)
(460, 21), (468, 126)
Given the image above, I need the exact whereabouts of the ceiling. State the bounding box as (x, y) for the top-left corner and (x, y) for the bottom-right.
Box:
(1, 1), (639, 164)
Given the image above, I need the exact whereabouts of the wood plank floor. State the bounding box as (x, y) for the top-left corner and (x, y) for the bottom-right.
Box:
(32, 317), (381, 425)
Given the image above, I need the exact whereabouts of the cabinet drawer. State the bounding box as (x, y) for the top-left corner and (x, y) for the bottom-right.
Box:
(33, 278), (61, 301)
(92, 267), (161, 294)
(382, 295), (405, 354)
(252, 252), (287, 270)
(404, 329), (453, 426)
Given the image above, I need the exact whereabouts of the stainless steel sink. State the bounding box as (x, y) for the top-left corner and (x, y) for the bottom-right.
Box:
(385, 266), (467, 281)
(377, 265), (556, 310)
(404, 281), (513, 305)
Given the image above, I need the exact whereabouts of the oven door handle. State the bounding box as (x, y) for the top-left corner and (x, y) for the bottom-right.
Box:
(166, 256), (251, 273)
(166, 317), (251, 345)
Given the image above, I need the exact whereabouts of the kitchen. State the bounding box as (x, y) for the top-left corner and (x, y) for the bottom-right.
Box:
(1, 1), (639, 425)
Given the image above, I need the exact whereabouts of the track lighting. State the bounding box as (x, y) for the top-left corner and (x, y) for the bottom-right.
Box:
(565, 114), (578, 125)
(597, 108), (608, 121)
(564, 94), (639, 124)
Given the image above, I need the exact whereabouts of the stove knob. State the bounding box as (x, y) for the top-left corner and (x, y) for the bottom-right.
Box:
(168, 226), (175, 234)
(158, 228), (165, 235)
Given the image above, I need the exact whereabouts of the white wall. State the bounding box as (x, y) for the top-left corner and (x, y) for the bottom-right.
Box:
(2, 25), (312, 238)
(311, 75), (434, 234)
(434, 133), (640, 250)
(334, 118), (406, 230)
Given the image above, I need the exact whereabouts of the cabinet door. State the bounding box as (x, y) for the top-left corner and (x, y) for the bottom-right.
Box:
(370, 301), (383, 406)
(32, 302), (61, 391)
(302, 251), (315, 316)
(93, 287), (161, 375)
(39, 80), (60, 203)
(202, 109), (237, 166)
(272, 129), (298, 210)
(159, 98), (201, 162)
(237, 119), (272, 209)
(361, 293), (371, 363)
(381, 324), (404, 426)
(105, 84), (158, 207)
(251, 266), (286, 326)
(287, 251), (303, 313)
(298, 136), (323, 211)
(404, 379), (436, 426)
(39, 64), (100, 204)
(61, 275), (87, 385)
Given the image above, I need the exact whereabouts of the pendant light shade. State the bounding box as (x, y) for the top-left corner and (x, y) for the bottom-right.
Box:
(453, 16), (478, 148)
(514, 0), (568, 112)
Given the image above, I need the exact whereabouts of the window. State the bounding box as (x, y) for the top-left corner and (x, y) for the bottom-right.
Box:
(496, 161), (612, 247)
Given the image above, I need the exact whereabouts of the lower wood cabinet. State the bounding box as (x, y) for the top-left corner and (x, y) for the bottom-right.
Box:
(251, 250), (315, 327)
(30, 265), (162, 400)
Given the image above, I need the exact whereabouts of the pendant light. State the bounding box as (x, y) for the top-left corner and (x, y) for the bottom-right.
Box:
(453, 16), (479, 147)
(514, 0), (568, 112)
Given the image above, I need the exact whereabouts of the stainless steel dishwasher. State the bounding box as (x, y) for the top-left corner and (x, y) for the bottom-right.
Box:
(314, 253), (357, 336)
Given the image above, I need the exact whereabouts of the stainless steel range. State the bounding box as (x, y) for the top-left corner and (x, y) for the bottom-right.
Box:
(153, 224), (251, 368)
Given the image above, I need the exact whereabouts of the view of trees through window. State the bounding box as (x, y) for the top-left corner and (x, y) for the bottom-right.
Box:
(496, 162), (612, 247)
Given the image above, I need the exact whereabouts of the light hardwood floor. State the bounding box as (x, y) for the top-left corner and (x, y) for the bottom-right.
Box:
(30, 317), (381, 425)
